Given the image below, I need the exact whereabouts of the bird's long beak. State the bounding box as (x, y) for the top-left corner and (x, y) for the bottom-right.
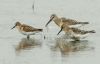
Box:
(57, 26), (63, 35)
(11, 25), (16, 29)
(45, 17), (54, 27)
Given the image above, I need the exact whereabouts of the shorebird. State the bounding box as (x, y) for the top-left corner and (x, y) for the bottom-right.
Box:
(57, 24), (95, 40)
(11, 22), (43, 40)
(45, 14), (89, 28)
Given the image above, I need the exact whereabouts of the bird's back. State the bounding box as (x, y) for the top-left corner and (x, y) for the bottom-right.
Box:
(21, 24), (42, 32)
(61, 18), (89, 25)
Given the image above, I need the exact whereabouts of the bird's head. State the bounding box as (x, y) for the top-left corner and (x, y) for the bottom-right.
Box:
(45, 14), (57, 27)
(11, 22), (21, 29)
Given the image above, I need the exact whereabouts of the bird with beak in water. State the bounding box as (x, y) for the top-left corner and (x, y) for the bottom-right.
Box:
(45, 14), (89, 28)
(57, 24), (96, 41)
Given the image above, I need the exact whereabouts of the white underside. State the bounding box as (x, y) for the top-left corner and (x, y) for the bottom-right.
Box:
(19, 31), (40, 36)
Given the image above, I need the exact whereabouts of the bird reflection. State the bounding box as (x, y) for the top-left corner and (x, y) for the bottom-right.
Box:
(15, 38), (42, 52)
(50, 36), (94, 55)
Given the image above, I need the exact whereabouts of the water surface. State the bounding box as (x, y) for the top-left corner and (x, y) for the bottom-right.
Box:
(0, 0), (99, 64)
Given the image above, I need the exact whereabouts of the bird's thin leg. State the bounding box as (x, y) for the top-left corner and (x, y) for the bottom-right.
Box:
(27, 35), (30, 40)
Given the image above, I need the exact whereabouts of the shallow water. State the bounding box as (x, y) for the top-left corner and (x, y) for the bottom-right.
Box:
(0, 0), (100, 64)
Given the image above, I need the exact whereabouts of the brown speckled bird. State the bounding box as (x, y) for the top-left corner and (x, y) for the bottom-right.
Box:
(45, 14), (89, 28)
(12, 22), (43, 39)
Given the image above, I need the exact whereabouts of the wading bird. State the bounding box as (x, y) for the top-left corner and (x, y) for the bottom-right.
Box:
(45, 14), (89, 28)
(12, 22), (43, 40)
(57, 24), (95, 40)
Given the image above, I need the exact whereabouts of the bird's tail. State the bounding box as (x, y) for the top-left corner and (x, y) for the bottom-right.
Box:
(38, 29), (43, 31)
(87, 30), (96, 33)
(78, 22), (89, 24)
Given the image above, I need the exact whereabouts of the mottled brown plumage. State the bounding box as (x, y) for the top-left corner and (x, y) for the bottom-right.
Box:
(57, 24), (95, 40)
(70, 27), (95, 34)
(45, 14), (89, 27)
(61, 17), (89, 25)
(20, 24), (42, 32)
(12, 22), (43, 39)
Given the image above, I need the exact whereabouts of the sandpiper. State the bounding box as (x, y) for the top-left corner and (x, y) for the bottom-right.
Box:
(12, 22), (43, 39)
(57, 24), (95, 40)
(45, 14), (89, 28)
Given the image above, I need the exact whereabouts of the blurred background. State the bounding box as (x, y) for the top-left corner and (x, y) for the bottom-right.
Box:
(0, 0), (99, 64)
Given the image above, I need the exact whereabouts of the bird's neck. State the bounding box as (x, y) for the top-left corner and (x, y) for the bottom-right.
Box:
(53, 16), (62, 27)
(63, 25), (72, 32)
(16, 25), (22, 32)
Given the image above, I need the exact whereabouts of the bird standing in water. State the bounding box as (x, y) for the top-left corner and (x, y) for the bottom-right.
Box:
(45, 14), (89, 28)
(12, 22), (43, 40)
(57, 24), (95, 40)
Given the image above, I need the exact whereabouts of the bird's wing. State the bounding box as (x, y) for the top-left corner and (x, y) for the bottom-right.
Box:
(61, 17), (89, 25)
(71, 27), (87, 34)
(21, 24), (38, 32)
(61, 17), (78, 24)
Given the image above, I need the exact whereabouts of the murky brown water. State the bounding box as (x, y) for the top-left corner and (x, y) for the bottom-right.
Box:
(0, 0), (99, 64)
